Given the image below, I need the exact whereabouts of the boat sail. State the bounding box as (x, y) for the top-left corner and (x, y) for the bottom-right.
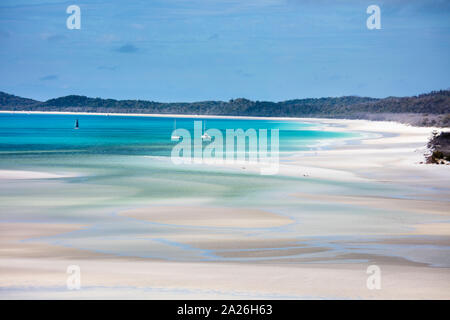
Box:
(171, 119), (180, 140)
(201, 120), (211, 141)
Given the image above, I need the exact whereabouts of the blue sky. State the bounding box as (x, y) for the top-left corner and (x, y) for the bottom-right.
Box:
(0, 0), (449, 102)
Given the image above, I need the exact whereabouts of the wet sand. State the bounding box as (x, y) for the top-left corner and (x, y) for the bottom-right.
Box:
(0, 117), (449, 299)
(121, 206), (293, 228)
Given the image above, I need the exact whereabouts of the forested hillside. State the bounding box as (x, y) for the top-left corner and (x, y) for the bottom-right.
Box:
(1, 90), (449, 127)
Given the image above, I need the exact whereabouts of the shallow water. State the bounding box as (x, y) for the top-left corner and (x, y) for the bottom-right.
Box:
(1, 113), (449, 267)
(0, 113), (352, 155)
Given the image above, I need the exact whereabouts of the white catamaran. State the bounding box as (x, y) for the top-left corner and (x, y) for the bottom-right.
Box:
(201, 120), (211, 141)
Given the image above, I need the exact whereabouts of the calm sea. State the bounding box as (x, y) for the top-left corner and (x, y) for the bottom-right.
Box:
(0, 113), (354, 156)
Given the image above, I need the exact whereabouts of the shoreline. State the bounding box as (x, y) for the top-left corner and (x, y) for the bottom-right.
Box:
(0, 114), (444, 183)
(1, 111), (450, 299)
(1, 108), (442, 154)
(0, 110), (447, 130)
(0, 109), (345, 121)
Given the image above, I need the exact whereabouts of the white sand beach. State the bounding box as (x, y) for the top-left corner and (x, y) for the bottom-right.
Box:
(0, 116), (449, 299)
(0, 170), (78, 180)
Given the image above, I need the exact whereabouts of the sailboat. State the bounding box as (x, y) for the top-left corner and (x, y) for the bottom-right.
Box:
(74, 119), (79, 130)
(201, 120), (211, 141)
(171, 119), (180, 140)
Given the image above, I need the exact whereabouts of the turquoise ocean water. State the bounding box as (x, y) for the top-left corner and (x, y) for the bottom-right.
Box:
(0, 113), (352, 155)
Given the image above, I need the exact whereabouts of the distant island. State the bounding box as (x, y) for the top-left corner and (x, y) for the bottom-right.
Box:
(1, 89), (449, 127)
